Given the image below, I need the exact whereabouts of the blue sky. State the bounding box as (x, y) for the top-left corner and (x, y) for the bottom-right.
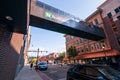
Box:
(28, 0), (105, 57)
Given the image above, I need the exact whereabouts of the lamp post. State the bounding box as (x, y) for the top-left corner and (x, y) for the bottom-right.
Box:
(102, 46), (107, 65)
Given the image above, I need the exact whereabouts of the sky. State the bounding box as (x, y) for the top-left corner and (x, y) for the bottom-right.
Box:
(28, 0), (105, 57)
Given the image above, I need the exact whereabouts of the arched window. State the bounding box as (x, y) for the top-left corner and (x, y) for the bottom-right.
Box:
(79, 38), (82, 43)
(85, 45), (89, 52)
(91, 44), (95, 51)
(95, 43), (100, 50)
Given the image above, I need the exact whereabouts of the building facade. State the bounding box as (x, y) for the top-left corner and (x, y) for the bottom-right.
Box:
(98, 0), (120, 62)
(38, 53), (59, 64)
(0, 24), (25, 80)
(65, 0), (120, 64)
(0, 21), (30, 80)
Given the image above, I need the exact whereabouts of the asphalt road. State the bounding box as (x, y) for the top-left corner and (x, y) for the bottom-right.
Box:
(39, 64), (70, 80)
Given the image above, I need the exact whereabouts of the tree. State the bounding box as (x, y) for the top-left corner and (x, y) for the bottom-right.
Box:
(67, 46), (78, 58)
(28, 57), (37, 63)
(56, 52), (65, 62)
(59, 52), (65, 61)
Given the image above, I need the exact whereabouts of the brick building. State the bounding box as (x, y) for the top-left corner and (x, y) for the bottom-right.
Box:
(0, 0), (31, 79)
(38, 53), (59, 64)
(0, 25), (24, 80)
(64, 0), (120, 64)
(98, 0), (120, 62)
(0, 25), (31, 80)
(98, 0), (120, 51)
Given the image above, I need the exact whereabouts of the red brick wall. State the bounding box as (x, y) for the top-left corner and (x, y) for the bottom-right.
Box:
(103, 17), (120, 51)
(115, 20), (120, 34)
(0, 24), (24, 80)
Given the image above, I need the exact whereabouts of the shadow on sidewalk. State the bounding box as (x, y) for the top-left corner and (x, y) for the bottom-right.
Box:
(14, 65), (43, 80)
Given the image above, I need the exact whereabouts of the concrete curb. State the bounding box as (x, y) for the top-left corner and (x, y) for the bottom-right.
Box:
(37, 71), (52, 80)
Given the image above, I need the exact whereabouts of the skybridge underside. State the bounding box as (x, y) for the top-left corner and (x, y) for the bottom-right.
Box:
(30, 15), (105, 41)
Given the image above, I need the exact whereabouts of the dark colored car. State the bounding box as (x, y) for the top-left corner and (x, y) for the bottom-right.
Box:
(38, 62), (48, 70)
(109, 63), (120, 71)
(67, 64), (120, 80)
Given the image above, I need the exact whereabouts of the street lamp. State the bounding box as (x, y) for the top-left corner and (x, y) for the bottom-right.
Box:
(102, 45), (107, 65)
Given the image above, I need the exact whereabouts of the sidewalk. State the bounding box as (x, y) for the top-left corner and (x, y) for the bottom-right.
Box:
(14, 64), (43, 80)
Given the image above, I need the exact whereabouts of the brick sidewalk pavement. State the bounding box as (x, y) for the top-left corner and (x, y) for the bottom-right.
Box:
(14, 65), (43, 80)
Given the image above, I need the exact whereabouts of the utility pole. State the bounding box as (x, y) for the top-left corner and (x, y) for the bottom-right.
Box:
(102, 46), (107, 65)
(36, 48), (39, 66)
(28, 48), (48, 66)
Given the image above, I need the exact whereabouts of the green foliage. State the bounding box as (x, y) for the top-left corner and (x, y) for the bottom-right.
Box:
(28, 57), (37, 63)
(59, 52), (65, 60)
(57, 52), (65, 61)
(67, 46), (78, 58)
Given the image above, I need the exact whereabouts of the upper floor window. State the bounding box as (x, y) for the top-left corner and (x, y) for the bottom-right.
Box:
(71, 36), (74, 39)
(95, 43), (100, 50)
(107, 12), (112, 18)
(81, 48), (84, 52)
(85, 45), (89, 52)
(66, 36), (72, 42)
(101, 41), (106, 48)
(74, 40), (79, 45)
(91, 44), (95, 51)
(84, 38), (87, 42)
(115, 6), (120, 13)
(94, 19), (99, 25)
(79, 38), (82, 43)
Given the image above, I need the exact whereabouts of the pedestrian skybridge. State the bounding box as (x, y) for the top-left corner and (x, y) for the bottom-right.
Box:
(0, 0), (105, 41)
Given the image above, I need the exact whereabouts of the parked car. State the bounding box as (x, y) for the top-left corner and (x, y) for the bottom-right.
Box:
(38, 62), (48, 70)
(67, 64), (120, 80)
(109, 63), (120, 71)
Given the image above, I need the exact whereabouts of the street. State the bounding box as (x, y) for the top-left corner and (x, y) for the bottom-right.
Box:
(37, 64), (70, 80)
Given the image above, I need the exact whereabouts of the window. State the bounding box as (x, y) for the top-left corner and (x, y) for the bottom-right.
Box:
(36, 1), (44, 8)
(117, 16), (120, 20)
(79, 38), (82, 43)
(94, 19), (99, 25)
(66, 36), (72, 42)
(74, 40), (79, 45)
(71, 36), (74, 39)
(81, 47), (85, 52)
(101, 41), (106, 48)
(85, 45), (89, 52)
(51, 7), (58, 14)
(107, 12), (112, 18)
(58, 10), (65, 17)
(45, 5), (51, 11)
(73, 66), (81, 73)
(95, 43), (100, 50)
(91, 44), (94, 51)
(114, 6), (120, 13)
(86, 67), (103, 78)
(84, 38), (87, 42)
